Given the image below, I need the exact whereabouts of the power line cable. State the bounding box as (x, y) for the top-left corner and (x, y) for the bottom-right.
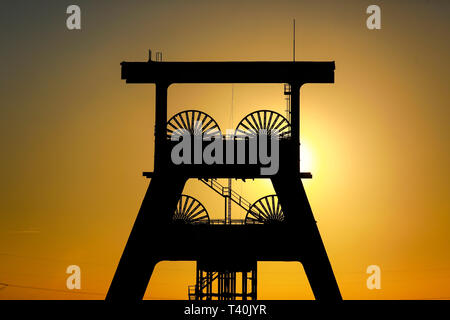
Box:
(0, 281), (104, 296)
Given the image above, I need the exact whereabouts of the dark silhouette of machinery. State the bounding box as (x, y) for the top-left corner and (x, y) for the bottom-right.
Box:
(106, 52), (342, 301)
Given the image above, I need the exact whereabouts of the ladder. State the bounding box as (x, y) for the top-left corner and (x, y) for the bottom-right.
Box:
(284, 83), (291, 123)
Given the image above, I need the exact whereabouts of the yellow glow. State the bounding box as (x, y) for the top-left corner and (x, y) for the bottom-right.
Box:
(1, 0), (449, 301)
(300, 141), (314, 173)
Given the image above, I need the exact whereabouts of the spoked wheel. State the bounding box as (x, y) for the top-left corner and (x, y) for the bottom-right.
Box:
(173, 195), (210, 224)
(167, 110), (222, 139)
(245, 195), (285, 224)
(235, 110), (291, 138)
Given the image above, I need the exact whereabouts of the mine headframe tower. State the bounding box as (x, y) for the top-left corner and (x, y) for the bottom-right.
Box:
(106, 54), (342, 301)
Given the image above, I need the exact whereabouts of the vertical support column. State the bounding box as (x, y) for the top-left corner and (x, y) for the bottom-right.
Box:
(234, 273), (236, 299)
(289, 82), (301, 172)
(251, 268), (257, 300)
(208, 272), (212, 300)
(222, 272), (226, 300)
(227, 179), (232, 224)
(154, 82), (169, 171)
(242, 272), (247, 301)
(224, 197), (228, 224)
(200, 270), (205, 300)
(206, 272), (209, 300)
(195, 263), (199, 300)
(222, 273), (225, 300)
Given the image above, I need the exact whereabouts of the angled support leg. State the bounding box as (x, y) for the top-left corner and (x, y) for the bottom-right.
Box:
(106, 173), (187, 301)
(271, 173), (342, 301)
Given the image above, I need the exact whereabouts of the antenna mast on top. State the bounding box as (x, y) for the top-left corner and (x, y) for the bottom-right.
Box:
(226, 84), (234, 224)
(293, 19), (296, 62)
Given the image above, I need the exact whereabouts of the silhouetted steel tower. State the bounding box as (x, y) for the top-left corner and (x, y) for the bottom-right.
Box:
(106, 53), (342, 301)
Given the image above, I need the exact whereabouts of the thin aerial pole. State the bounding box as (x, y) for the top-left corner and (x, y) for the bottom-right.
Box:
(293, 19), (296, 62)
(227, 84), (234, 224)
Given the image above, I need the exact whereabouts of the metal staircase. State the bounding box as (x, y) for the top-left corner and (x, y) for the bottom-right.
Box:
(199, 178), (251, 212)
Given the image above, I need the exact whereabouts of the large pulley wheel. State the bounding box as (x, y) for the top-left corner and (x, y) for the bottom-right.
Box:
(167, 110), (222, 139)
(235, 110), (291, 138)
(245, 195), (285, 224)
(173, 195), (210, 224)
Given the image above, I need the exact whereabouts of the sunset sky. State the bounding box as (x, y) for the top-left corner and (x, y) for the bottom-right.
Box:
(0, 0), (449, 299)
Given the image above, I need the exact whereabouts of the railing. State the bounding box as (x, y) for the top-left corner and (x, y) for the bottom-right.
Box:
(229, 189), (251, 211)
(185, 219), (261, 225)
(209, 219), (246, 225)
(188, 285), (196, 300)
(200, 178), (251, 212)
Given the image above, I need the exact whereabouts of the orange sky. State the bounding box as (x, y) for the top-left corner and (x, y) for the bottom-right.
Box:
(0, 0), (449, 300)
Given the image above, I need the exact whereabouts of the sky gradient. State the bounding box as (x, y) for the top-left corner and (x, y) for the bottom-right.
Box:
(0, 0), (449, 299)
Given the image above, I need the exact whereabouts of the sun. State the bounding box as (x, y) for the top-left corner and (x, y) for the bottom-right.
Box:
(300, 141), (314, 173)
